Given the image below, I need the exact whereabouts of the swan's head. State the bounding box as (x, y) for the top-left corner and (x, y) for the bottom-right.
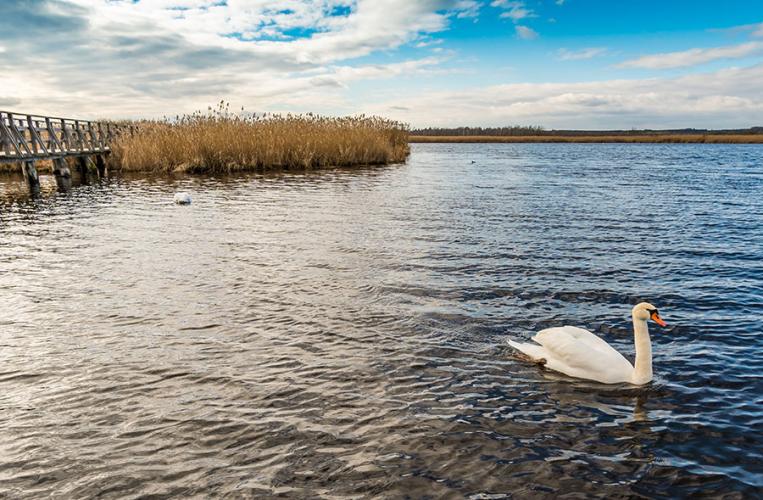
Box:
(632, 302), (667, 327)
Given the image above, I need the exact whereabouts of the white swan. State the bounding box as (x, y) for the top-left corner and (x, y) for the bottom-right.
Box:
(173, 192), (192, 204)
(507, 302), (667, 385)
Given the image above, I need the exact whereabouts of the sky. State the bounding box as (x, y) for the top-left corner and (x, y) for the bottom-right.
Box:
(1, 0), (762, 129)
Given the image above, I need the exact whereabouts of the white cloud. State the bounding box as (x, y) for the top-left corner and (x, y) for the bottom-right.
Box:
(490, 1), (538, 38)
(500, 8), (532, 21)
(755, 23), (763, 37)
(618, 41), (763, 69)
(416, 38), (444, 48)
(0, 0), (472, 117)
(491, 1), (535, 21)
(556, 0), (565, 5)
(454, 0), (481, 18)
(0, 96), (21, 108)
(364, 63), (763, 128)
(557, 47), (607, 60)
(61, 0), (466, 65)
(325, 57), (446, 83)
(516, 25), (538, 40)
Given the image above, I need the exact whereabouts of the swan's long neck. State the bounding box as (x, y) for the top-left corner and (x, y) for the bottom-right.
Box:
(631, 315), (653, 385)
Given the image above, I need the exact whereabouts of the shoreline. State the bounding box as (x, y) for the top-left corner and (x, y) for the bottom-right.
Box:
(409, 134), (763, 144)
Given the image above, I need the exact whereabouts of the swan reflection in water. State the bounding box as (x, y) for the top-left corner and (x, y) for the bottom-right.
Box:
(522, 370), (660, 476)
(536, 369), (653, 423)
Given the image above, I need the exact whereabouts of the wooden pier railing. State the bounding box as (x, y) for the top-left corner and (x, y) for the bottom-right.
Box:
(0, 110), (134, 190)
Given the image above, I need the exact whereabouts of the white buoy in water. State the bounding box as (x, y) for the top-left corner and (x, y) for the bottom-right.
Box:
(174, 192), (192, 205)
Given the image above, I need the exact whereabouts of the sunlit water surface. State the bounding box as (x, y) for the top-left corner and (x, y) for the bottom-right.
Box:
(1, 143), (762, 498)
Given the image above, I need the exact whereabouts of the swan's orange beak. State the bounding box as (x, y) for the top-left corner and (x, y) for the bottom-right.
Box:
(651, 311), (667, 327)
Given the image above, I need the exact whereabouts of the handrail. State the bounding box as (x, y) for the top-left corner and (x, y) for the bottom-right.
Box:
(0, 110), (135, 163)
(0, 109), (105, 125)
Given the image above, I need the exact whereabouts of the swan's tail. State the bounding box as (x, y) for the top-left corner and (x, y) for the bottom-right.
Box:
(507, 339), (548, 364)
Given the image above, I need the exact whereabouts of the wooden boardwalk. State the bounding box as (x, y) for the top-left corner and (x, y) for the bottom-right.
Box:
(0, 110), (133, 190)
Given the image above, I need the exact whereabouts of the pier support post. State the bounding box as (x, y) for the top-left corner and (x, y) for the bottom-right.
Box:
(53, 157), (72, 192)
(22, 161), (40, 191)
(77, 157), (89, 184)
(53, 158), (71, 178)
(95, 155), (106, 177)
(77, 156), (98, 184)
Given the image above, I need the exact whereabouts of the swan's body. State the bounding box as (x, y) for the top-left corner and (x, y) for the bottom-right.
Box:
(174, 192), (192, 204)
(507, 303), (666, 385)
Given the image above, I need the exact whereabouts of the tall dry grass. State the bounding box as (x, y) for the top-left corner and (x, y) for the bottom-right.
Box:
(0, 159), (55, 174)
(110, 104), (409, 173)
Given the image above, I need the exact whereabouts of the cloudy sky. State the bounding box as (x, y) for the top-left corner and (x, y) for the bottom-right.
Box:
(1, 0), (762, 128)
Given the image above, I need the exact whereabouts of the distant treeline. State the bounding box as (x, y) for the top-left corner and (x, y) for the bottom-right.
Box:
(411, 126), (763, 136)
(411, 126), (546, 136)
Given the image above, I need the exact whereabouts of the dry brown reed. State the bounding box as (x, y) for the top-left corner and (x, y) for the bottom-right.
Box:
(110, 103), (409, 173)
(409, 135), (763, 144)
(0, 159), (56, 174)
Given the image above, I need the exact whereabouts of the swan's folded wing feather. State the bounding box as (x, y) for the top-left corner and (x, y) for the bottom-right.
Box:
(532, 326), (633, 372)
(507, 339), (548, 361)
(535, 326), (614, 354)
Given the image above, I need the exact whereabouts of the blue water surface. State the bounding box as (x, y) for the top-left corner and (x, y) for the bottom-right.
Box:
(0, 143), (761, 498)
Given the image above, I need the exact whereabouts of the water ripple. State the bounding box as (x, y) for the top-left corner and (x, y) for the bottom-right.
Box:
(0, 143), (762, 497)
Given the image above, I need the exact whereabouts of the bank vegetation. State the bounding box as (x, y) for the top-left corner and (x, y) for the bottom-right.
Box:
(109, 105), (409, 173)
(409, 125), (763, 143)
(410, 134), (763, 144)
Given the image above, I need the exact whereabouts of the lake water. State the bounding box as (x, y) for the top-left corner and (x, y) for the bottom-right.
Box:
(1, 143), (762, 498)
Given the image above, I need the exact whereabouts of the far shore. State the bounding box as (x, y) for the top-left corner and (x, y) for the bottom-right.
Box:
(409, 134), (763, 144)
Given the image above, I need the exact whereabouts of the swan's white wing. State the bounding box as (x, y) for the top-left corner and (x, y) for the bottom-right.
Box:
(507, 339), (548, 361)
(531, 326), (633, 383)
(534, 326), (616, 355)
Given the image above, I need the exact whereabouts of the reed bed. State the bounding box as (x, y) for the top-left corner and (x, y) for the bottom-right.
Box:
(110, 106), (409, 173)
(409, 135), (763, 143)
(0, 160), (47, 174)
